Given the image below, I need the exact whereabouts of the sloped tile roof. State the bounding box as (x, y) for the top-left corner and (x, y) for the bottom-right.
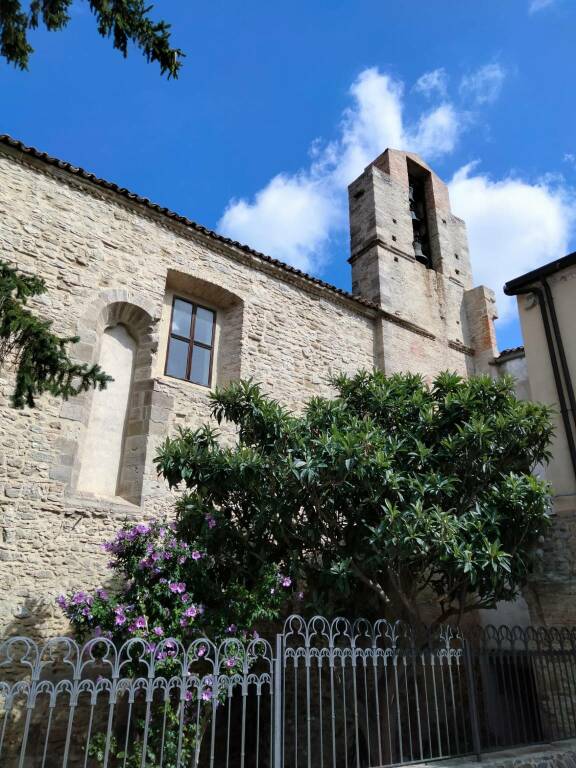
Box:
(0, 135), (379, 314)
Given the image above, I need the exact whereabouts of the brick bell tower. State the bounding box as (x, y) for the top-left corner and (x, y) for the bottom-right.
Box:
(348, 149), (498, 378)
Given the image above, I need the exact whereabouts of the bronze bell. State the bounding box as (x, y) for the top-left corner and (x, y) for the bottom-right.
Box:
(413, 240), (424, 258)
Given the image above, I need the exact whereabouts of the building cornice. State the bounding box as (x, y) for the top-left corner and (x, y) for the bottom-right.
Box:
(448, 339), (475, 357)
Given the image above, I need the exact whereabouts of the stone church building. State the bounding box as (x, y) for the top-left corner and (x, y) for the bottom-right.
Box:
(0, 136), (502, 636)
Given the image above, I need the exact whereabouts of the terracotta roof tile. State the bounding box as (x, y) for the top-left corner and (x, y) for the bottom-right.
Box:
(497, 345), (525, 358)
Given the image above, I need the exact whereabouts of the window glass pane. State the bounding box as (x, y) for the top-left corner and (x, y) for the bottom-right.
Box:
(171, 299), (193, 338)
(194, 307), (215, 346)
(189, 344), (211, 386)
(166, 337), (189, 379)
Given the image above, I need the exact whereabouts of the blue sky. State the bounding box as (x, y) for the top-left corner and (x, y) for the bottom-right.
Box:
(2, 0), (575, 349)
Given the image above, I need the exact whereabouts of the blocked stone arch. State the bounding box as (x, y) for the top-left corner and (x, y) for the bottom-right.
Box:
(62, 290), (161, 505)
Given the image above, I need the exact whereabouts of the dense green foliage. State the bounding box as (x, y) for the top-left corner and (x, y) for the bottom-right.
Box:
(0, 260), (111, 408)
(156, 370), (553, 625)
(0, 0), (183, 77)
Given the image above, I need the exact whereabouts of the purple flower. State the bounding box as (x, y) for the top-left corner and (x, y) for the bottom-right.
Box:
(96, 589), (109, 601)
(184, 605), (199, 619)
(185, 690), (194, 701)
(115, 612), (127, 627)
(201, 688), (212, 702)
(56, 595), (67, 610)
(73, 592), (85, 605)
(135, 523), (150, 536)
(191, 550), (202, 561)
(169, 582), (186, 594)
(153, 626), (164, 636)
(133, 616), (147, 630)
(279, 575), (292, 588)
(197, 645), (207, 657)
(205, 514), (216, 529)
(297, 591), (304, 601)
(225, 624), (237, 634)
(178, 556), (187, 565)
(225, 657), (236, 668)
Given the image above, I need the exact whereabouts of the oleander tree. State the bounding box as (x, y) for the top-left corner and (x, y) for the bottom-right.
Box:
(0, 259), (111, 408)
(155, 370), (554, 627)
(0, 0), (183, 78)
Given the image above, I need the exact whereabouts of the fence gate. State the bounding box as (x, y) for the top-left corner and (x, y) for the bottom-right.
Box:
(1, 617), (576, 768)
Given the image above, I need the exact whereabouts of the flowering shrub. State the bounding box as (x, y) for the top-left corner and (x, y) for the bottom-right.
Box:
(59, 519), (295, 645)
(58, 519), (296, 767)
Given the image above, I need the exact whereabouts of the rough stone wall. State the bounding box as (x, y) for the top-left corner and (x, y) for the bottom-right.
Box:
(0, 146), (376, 637)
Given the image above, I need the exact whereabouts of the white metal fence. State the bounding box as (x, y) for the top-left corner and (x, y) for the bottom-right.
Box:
(1, 616), (575, 767)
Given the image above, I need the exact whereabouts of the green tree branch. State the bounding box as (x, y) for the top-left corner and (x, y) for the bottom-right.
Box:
(0, 260), (112, 408)
(1, 0), (184, 77)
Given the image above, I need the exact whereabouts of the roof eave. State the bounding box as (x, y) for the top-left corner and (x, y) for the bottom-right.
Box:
(504, 251), (576, 295)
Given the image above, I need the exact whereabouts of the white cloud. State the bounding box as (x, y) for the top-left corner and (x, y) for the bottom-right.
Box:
(449, 164), (575, 320)
(219, 68), (462, 270)
(219, 174), (340, 273)
(460, 63), (506, 105)
(529, 0), (555, 13)
(219, 64), (575, 332)
(413, 68), (448, 99)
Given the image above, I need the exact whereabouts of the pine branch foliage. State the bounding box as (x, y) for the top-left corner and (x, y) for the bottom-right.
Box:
(1, 0), (183, 77)
(0, 260), (112, 409)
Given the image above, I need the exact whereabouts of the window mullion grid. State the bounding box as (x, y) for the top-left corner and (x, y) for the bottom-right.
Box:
(186, 304), (197, 382)
(166, 297), (216, 386)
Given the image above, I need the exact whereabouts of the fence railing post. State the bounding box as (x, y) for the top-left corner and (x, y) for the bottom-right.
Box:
(274, 633), (283, 768)
(463, 637), (483, 762)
